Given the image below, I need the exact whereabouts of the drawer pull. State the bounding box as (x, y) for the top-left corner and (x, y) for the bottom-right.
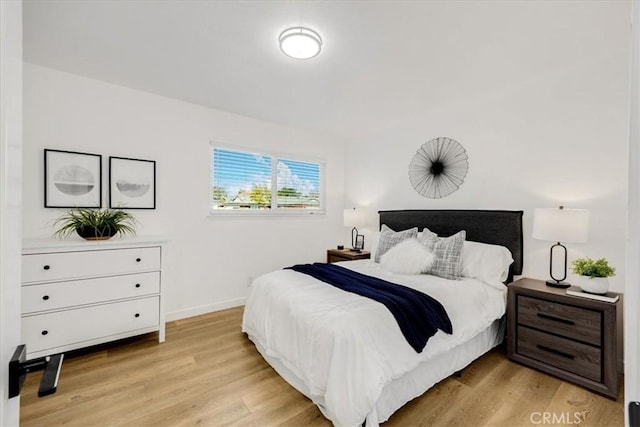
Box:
(537, 313), (575, 325)
(136, 258), (141, 263)
(135, 283), (141, 288)
(134, 313), (140, 318)
(536, 344), (575, 360)
(43, 265), (50, 270)
(42, 295), (50, 301)
(41, 330), (48, 336)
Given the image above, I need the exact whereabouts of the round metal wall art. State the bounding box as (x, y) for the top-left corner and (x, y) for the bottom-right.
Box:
(408, 137), (469, 199)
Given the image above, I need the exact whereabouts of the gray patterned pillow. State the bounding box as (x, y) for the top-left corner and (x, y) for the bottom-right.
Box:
(419, 229), (466, 279)
(374, 224), (419, 262)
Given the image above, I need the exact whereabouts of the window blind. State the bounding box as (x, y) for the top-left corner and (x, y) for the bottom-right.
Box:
(211, 146), (324, 214)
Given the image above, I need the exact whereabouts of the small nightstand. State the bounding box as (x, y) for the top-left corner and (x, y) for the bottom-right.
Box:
(327, 248), (371, 263)
(507, 278), (621, 399)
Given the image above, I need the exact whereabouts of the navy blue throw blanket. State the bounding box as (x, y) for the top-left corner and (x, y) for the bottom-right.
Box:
(286, 263), (453, 353)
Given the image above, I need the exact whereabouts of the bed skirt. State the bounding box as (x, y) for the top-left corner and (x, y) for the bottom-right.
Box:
(247, 317), (505, 427)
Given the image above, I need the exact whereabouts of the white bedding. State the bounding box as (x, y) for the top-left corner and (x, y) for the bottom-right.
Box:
(242, 260), (508, 426)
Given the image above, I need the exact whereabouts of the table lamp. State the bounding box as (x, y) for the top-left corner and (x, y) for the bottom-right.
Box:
(343, 208), (365, 251)
(532, 206), (590, 288)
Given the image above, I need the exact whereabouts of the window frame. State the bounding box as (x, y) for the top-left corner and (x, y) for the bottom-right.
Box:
(208, 142), (326, 217)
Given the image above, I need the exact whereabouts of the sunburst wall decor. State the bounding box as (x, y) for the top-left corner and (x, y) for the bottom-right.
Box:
(408, 137), (469, 199)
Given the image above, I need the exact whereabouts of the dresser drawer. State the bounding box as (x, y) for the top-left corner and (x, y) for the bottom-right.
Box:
(22, 247), (161, 283)
(517, 326), (601, 382)
(22, 272), (160, 314)
(517, 295), (601, 346)
(22, 296), (159, 354)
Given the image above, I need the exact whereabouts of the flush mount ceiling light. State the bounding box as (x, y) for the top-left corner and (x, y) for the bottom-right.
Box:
(279, 27), (322, 59)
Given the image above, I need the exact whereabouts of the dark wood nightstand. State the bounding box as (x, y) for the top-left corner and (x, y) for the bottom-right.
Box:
(507, 277), (621, 399)
(327, 248), (371, 263)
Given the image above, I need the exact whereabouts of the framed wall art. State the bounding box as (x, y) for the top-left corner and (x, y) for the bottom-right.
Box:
(109, 156), (156, 209)
(408, 137), (469, 199)
(44, 149), (102, 208)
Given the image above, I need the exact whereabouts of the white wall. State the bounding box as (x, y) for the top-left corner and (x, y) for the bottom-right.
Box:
(345, 2), (631, 293)
(22, 63), (345, 320)
(0, 0), (22, 424)
(625, 1), (640, 424)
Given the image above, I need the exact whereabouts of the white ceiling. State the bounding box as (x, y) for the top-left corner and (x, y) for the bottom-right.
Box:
(23, 1), (627, 140)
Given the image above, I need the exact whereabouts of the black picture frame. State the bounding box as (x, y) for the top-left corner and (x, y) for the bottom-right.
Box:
(109, 156), (156, 209)
(354, 234), (365, 251)
(44, 149), (102, 208)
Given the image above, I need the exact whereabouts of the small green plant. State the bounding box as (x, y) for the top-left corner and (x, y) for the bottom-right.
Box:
(572, 257), (616, 278)
(53, 208), (137, 239)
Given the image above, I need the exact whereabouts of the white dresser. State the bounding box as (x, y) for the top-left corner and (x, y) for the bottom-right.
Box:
(22, 237), (167, 359)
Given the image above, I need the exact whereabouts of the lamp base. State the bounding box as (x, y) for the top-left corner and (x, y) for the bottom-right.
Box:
(349, 248), (362, 253)
(546, 280), (571, 289)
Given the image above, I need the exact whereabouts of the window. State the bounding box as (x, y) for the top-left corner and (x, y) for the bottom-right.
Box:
(210, 145), (325, 215)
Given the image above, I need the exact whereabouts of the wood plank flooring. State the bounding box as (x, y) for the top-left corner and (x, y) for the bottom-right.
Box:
(21, 307), (624, 426)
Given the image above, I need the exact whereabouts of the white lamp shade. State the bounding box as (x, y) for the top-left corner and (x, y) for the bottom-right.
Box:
(343, 208), (365, 227)
(532, 208), (590, 243)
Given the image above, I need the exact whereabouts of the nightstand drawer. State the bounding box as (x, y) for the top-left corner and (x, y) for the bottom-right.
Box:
(326, 249), (370, 263)
(328, 254), (350, 263)
(517, 295), (601, 346)
(517, 326), (601, 382)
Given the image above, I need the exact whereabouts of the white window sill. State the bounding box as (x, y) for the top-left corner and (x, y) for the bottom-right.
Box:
(207, 210), (326, 219)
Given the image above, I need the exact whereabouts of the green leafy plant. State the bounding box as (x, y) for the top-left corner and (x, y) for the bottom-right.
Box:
(53, 208), (137, 240)
(571, 257), (616, 278)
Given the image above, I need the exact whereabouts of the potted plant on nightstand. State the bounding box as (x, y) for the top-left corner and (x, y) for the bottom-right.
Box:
(53, 208), (137, 241)
(571, 257), (616, 295)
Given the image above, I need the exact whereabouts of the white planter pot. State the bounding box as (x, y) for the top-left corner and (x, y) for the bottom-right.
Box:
(578, 276), (610, 295)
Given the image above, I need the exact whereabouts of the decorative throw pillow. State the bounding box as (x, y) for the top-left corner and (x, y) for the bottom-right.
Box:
(371, 230), (428, 260)
(369, 231), (381, 260)
(374, 224), (419, 263)
(419, 229), (466, 279)
(380, 238), (436, 275)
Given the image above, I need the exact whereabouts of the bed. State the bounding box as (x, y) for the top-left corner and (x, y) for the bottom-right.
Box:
(243, 209), (523, 426)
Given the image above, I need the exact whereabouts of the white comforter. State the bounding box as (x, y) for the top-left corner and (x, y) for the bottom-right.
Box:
(242, 260), (507, 426)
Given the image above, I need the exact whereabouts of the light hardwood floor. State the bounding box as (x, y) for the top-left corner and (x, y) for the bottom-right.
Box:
(21, 307), (624, 426)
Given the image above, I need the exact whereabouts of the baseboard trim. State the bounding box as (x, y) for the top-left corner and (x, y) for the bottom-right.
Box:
(166, 297), (246, 322)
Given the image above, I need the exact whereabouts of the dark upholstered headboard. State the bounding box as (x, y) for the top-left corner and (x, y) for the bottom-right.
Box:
(378, 210), (523, 283)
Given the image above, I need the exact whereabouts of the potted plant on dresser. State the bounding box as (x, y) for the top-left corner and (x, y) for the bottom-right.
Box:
(53, 208), (137, 240)
(572, 257), (616, 295)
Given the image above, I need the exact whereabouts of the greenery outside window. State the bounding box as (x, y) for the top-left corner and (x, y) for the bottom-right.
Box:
(210, 145), (325, 215)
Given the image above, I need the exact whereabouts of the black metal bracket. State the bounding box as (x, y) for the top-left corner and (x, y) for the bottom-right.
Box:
(9, 344), (64, 398)
(630, 401), (640, 427)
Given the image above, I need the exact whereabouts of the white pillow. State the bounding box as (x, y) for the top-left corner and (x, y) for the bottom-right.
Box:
(461, 241), (514, 285)
(380, 238), (436, 275)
